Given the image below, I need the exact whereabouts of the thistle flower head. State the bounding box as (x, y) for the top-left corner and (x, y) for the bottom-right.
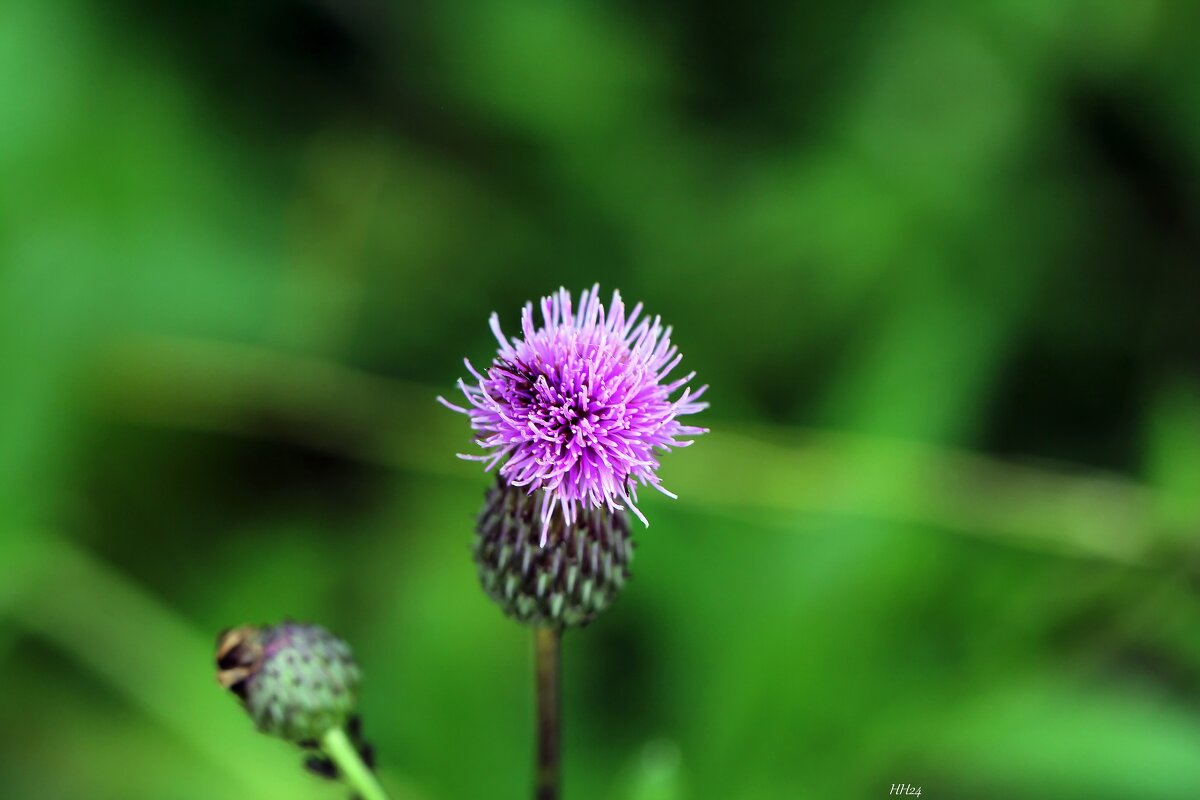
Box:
(441, 285), (707, 535)
(216, 622), (360, 743)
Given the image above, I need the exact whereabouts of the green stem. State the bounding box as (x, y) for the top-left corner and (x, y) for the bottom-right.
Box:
(322, 725), (390, 800)
(534, 626), (562, 800)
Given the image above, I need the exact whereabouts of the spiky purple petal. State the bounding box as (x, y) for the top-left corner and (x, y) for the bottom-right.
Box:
(442, 285), (707, 537)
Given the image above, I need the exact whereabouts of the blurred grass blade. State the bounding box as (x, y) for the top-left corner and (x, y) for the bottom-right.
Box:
(3, 534), (383, 799)
(96, 335), (1165, 565)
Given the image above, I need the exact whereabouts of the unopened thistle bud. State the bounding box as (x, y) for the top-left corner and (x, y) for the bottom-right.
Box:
(475, 478), (634, 627)
(216, 622), (360, 743)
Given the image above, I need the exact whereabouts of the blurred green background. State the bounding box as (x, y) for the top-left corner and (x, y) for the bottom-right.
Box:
(3, 1), (1200, 798)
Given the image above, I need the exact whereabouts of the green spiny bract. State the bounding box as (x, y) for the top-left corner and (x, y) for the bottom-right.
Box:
(475, 479), (634, 628)
(216, 622), (360, 743)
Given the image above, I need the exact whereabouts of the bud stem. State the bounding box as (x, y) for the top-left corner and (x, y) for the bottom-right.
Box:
(321, 725), (390, 800)
(534, 626), (562, 800)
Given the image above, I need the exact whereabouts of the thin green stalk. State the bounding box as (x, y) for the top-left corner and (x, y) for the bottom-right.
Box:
(322, 725), (390, 800)
(534, 626), (562, 800)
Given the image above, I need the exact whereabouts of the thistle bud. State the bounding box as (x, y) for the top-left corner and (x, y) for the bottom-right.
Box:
(475, 479), (634, 628)
(216, 622), (360, 743)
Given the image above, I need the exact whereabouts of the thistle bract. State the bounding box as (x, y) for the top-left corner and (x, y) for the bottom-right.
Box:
(441, 285), (707, 535)
(476, 478), (633, 627)
(216, 622), (360, 743)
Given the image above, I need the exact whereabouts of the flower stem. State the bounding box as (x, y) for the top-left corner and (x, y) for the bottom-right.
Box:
(321, 725), (390, 800)
(534, 626), (562, 800)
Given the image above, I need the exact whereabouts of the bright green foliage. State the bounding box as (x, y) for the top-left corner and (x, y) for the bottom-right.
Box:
(2, 1), (1200, 799)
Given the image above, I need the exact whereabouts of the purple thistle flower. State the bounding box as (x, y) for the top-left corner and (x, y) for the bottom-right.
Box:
(440, 285), (707, 540)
